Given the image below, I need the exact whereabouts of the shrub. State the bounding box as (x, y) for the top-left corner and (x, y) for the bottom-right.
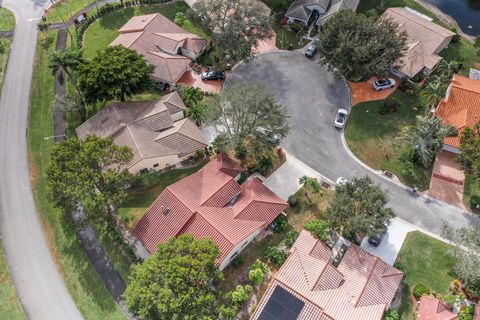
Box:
(290, 22), (304, 33)
(304, 220), (330, 241)
(309, 28), (318, 38)
(287, 195), (299, 207)
(212, 133), (230, 153)
(231, 256), (245, 268)
(450, 28), (461, 43)
(174, 12), (186, 26)
(458, 304), (474, 320)
(413, 283), (429, 299)
(469, 195), (480, 209)
(249, 268), (266, 285)
(265, 246), (288, 266)
(383, 309), (399, 320)
(284, 230), (299, 248)
(254, 155), (273, 176)
(378, 98), (398, 115)
(195, 148), (206, 160)
(230, 285), (252, 305)
(272, 214), (288, 233)
(234, 143), (247, 159)
(251, 259), (269, 273)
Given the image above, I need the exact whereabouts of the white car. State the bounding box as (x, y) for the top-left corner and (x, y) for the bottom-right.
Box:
(334, 109), (348, 128)
(336, 177), (349, 185)
(373, 78), (396, 91)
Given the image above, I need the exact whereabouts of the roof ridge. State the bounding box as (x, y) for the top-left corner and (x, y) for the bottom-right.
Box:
(452, 83), (480, 95)
(125, 125), (144, 158)
(354, 257), (379, 307)
(388, 7), (453, 37)
(175, 120), (206, 144)
(201, 175), (238, 206)
(126, 30), (145, 49)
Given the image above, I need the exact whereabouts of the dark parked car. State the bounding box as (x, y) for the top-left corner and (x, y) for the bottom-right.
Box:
(201, 71), (225, 81)
(305, 45), (317, 58)
(368, 225), (388, 247)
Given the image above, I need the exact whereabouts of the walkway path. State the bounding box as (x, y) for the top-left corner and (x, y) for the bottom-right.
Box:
(0, 0), (84, 318)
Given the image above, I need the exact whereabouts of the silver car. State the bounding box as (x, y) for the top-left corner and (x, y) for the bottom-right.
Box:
(334, 109), (348, 128)
(373, 78), (396, 91)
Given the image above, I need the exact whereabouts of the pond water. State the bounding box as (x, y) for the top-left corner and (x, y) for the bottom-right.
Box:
(424, 0), (480, 36)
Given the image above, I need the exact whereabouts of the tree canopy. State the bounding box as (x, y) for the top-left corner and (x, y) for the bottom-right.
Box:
(210, 82), (289, 155)
(325, 176), (394, 238)
(77, 46), (154, 103)
(45, 135), (133, 224)
(458, 123), (480, 181)
(124, 234), (223, 320)
(317, 10), (407, 81)
(191, 0), (272, 61)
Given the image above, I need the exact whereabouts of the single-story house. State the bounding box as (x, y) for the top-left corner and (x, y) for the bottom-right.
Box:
(380, 7), (455, 79)
(435, 74), (480, 154)
(285, 0), (359, 27)
(76, 91), (207, 174)
(111, 13), (208, 85)
(132, 154), (288, 270)
(251, 230), (404, 320)
(418, 296), (457, 320)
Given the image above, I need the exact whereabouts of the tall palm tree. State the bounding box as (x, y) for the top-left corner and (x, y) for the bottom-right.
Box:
(401, 115), (457, 167)
(422, 78), (445, 109)
(438, 59), (460, 82)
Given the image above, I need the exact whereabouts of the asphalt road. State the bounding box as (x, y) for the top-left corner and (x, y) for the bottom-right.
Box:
(0, 0), (84, 319)
(227, 51), (480, 235)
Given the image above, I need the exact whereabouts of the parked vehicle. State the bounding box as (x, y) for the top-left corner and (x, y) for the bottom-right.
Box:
(335, 177), (349, 186)
(334, 109), (348, 128)
(305, 45), (317, 58)
(373, 78), (396, 91)
(368, 225), (388, 247)
(201, 71), (225, 81)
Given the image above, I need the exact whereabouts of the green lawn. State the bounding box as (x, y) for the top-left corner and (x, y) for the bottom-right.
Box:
(396, 231), (455, 320)
(0, 7), (15, 31)
(344, 90), (433, 190)
(83, 2), (209, 58)
(272, 15), (308, 50)
(118, 162), (207, 229)
(0, 39), (11, 95)
(463, 175), (480, 214)
(0, 246), (27, 320)
(440, 38), (480, 76)
(46, 0), (96, 24)
(28, 32), (125, 320)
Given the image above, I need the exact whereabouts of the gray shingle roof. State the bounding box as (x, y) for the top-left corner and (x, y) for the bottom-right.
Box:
(285, 0), (331, 21)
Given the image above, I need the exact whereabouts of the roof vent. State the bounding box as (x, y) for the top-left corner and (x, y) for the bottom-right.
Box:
(161, 206), (171, 216)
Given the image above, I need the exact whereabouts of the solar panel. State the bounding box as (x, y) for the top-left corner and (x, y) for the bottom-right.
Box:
(258, 285), (305, 320)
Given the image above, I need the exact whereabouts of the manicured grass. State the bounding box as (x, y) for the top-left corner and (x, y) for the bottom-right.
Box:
(440, 38), (480, 76)
(344, 90), (432, 190)
(357, 0), (447, 27)
(0, 246), (27, 320)
(83, 2), (209, 59)
(463, 175), (480, 214)
(0, 39), (11, 95)
(46, 0), (95, 24)
(0, 7), (15, 31)
(118, 162), (207, 229)
(28, 32), (125, 320)
(272, 15), (307, 50)
(396, 231), (455, 320)
(97, 228), (134, 285)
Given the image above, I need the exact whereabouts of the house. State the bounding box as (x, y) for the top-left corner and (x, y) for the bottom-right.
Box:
(418, 296), (457, 320)
(435, 74), (480, 154)
(76, 91), (207, 174)
(111, 13), (208, 85)
(380, 7), (455, 79)
(251, 230), (404, 320)
(285, 0), (359, 28)
(132, 154), (288, 270)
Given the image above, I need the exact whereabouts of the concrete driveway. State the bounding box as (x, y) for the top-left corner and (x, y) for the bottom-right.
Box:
(226, 51), (480, 236)
(360, 218), (416, 265)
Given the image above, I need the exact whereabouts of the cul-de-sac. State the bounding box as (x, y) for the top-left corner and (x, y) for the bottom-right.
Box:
(0, 0), (479, 319)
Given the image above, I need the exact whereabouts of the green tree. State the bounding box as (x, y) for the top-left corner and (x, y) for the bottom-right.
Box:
(174, 12), (187, 26)
(77, 46), (154, 103)
(124, 235), (223, 320)
(304, 219), (330, 241)
(187, 102), (206, 125)
(248, 259), (269, 285)
(458, 124), (480, 181)
(229, 285), (252, 306)
(192, 0), (272, 61)
(180, 86), (204, 107)
(45, 135), (133, 224)
(317, 10), (407, 81)
(437, 60), (460, 82)
(400, 115), (457, 168)
(299, 176), (321, 202)
(422, 78), (446, 108)
(37, 21), (51, 38)
(211, 82), (289, 154)
(212, 133), (230, 153)
(325, 176), (394, 239)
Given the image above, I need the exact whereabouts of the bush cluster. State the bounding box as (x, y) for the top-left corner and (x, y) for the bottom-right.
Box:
(287, 195), (299, 207)
(264, 246), (288, 267)
(284, 230), (299, 248)
(248, 259), (269, 285)
(413, 283), (429, 299)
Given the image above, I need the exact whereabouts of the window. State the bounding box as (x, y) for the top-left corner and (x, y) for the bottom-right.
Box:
(153, 163), (159, 168)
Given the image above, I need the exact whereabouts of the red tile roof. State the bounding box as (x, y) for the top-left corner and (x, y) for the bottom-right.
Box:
(418, 296), (457, 320)
(111, 13), (207, 83)
(436, 74), (480, 148)
(132, 154), (287, 264)
(251, 231), (404, 320)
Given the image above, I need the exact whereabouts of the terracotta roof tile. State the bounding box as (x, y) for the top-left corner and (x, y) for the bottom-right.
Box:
(418, 296), (457, 320)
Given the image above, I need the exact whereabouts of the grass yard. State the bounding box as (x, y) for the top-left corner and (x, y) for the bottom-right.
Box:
(396, 231), (455, 320)
(0, 39), (11, 95)
(463, 175), (480, 214)
(344, 90), (433, 190)
(46, 0), (96, 24)
(0, 7), (15, 31)
(440, 38), (480, 76)
(28, 32), (125, 320)
(83, 2), (209, 58)
(0, 246), (27, 320)
(272, 15), (308, 50)
(118, 162), (207, 229)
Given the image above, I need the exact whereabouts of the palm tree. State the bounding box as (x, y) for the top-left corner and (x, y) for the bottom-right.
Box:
(437, 59), (460, 82)
(400, 115), (457, 167)
(422, 78), (445, 109)
(299, 176), (321, 202)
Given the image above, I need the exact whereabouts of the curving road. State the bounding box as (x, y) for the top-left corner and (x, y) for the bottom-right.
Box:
(0, 0), (84, 319)
(227, 51), (480, 235)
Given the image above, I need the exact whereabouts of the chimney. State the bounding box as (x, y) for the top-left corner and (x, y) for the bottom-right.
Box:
(161, 206), (170, 216)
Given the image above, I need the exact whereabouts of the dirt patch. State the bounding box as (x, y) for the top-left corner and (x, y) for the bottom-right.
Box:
(28, 154), (39, 186)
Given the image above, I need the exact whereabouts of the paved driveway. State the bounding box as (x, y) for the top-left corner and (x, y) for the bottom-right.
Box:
(226, 51), (480, 236)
